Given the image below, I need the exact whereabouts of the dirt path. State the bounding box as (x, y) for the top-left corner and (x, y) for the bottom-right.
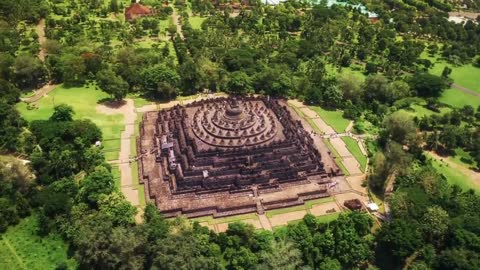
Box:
(20, 82), (59, 103)
(428, 151), (480, 186)
(97, 99), (141, 220)
(448, 11), (480, 19)
(37, 19), (46, 62)
(172, 8), (184, 40)
(451, 83), (480, 97)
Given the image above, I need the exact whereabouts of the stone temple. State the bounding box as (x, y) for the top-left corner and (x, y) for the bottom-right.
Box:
(137, 96), (341, 218)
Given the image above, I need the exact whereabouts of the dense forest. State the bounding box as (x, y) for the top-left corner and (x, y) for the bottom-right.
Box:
(1, 0), (480, 269)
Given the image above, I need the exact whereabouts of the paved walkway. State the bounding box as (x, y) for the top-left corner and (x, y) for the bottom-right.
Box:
(20, 82), (59, 103)
(287, 100), (365, 176)
(97, 99), (142, 221)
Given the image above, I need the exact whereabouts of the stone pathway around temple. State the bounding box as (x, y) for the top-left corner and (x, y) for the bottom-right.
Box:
(97, 99), (142, 222)
(106, 95), (372, 226)
(287, 100), (366, 176)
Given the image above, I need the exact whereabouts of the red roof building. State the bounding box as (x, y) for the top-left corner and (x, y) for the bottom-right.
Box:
(125, 3), (153, 21)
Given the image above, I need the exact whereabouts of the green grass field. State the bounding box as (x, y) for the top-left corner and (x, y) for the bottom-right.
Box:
(431, 158), (479, 193)
(341, 137), (367, 172)
(310, 106), (350, 133)
(324, 138), (350, 175)
(401, 104), (452, 118)
(16, 84), (125, 161)
(430, 62), (480, 94)
(266, 197), (335, 218)
(450, 148), (478, 170)
(191, 213), (259, 225)
(438, 88), (480, 108)
(0, 216), (76, 270)
(189, 16), (206, 30)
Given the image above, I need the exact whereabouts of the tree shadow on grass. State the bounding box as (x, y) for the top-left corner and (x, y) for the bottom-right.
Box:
(97, 98), (126, 108)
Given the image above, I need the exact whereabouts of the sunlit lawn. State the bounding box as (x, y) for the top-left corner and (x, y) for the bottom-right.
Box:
(310, 106), (350, 133)
(0, 216), (76, 270)
(189, 16), (206, 30)
(401, 104), (452, 118)
(16, 84), (124, 161)
(430, 158), (479, 193)
(341, 137), (367, 172)
(430, 62), (480, 94)
(438, 88), (480, 108)
(450, 148), (478, 170)
(266, 197), (335, 218)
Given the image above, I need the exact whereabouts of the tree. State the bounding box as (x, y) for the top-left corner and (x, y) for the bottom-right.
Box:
(73, 212), (146, 270)
(0, 101), (26, 152)
(259, 239), (303, 270)
(12, 54), (47, 90)
(383, 111), (417, 145)
(78, 165), (115, 207)
(337, 74), (362, 102)
(149, 229), (222, 270)
(140, 64), (179, 99)
(363, 74), (389, 103)
(109, 0), (119, 13)
(376, 219), (424, 262)
(179, 58), (201, 95)
(98, 192), (137, 226)
(409, 73), (446, 98)
(225, 71), (252, 94)
(59, 54), (86, 86)
(386, 81), (411, 103)
(421, 206), (449, 243)
(97, 69), (129, 101)
(0, 79), (20, 104)
(50, 104), (74, 122)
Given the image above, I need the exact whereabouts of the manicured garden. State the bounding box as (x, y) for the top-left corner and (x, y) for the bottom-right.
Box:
(310, 106), (350, 133)
(341, 137), (367, 172)
(0, 216), (76, 270)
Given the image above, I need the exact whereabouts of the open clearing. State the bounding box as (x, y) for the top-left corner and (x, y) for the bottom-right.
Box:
(16, 84), (124, 161)
(430, 156), (480, 193)
(439, 88), (480, 108)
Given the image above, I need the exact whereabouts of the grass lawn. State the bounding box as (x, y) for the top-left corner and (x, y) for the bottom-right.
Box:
(450, 148), (478, 170)
(274, 212), (340, 229)
(430, 62), (480, 94)
(0, 216), (76, 270)
(431, 158), (479, 193)
(189, 16), (206, 30)
(315, 212), (341, 223)
(266, 197), (335, 218)
(401, 104), (451, 118)
(16, 84), (125, 161)
(127, 93), (153, 108)
(191, 213), (259, 225)
(324, 139), (350, 176)
(438, 88), (480, 108)
(341, 137), (367, 172)
(310, 106), (350, 133)
(111, 165), (121, 188)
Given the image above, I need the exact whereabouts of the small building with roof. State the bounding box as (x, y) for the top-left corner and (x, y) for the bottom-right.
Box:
(125, 2), (153, 21)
